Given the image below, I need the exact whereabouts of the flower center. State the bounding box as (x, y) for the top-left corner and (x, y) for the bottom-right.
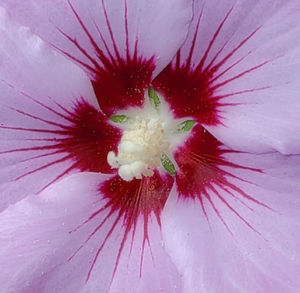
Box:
(107, 115), (170, 181)
(107, 87), (196, 181)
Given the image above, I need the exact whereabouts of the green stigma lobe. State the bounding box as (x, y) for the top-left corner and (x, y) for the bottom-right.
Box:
(161, 153), (176, 176)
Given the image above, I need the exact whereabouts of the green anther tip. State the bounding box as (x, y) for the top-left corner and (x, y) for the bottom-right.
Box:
(161, 153), (176, 176)
(110, 115), (129, 123)
(177, 120), (196, 133)
(148, 86), (160, 110)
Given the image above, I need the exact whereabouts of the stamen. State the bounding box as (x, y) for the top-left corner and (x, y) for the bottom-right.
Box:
(108, 116), (169, 181)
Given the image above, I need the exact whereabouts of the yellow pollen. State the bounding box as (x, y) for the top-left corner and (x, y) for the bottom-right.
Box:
(107, 116), (169, 181)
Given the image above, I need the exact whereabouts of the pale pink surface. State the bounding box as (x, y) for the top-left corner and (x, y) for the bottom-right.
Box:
(162, 152), (300, 293)
(0, 2), (191, 291)
(162, 0), (300, 154)
(0, 0), (299, 292)
(0, 0), (194, 211)
(0, 9), (97, 211)
(0, 0), (193, 78)
(0, 173), (182, 293)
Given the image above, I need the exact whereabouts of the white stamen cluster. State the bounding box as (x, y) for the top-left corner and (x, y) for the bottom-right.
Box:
(107, 116), (169, 181)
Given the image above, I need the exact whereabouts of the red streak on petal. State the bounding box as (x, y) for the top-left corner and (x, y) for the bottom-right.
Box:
(70, 172), (173, 283)
(60, 99), (121, 173)
(1, 94), (121, 191)
(197, 6), (234, 74)
(153, 66), (221, 125)
(14, 154), (73, 181)
(184, 8), (203, 70)
(92, 56), (155, 116)
(21, 91), (73, 122)
(152, 7), (273, 125)
(174, 124), (269, 233)
(124, 0), (130, 59)
(98, 172), (173, 281)
(57, 1), (155, 115)
(100, 0), (121, 61)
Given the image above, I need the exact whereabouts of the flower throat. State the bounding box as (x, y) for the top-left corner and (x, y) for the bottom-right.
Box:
(107, 87), (195, 181)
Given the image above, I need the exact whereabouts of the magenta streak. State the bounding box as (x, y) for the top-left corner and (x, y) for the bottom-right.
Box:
(224, 180), (273, 211)
(5, 145), (76, 194)
(204, 39), (230, 73)
(139, 236), (148, 278)
(210, 59), (274, 93)
(69, 180), (145, 280)
(124, 0), (130, 59)
(21, 136), (84, 143)
(152, 11), (265, 125)
(67, 0), (113, 68)
(184, 163), (243, 234)
(51, 43), (98, 75)
(209, 102), (242, 109)
(129, 219), (138, 256)
(37, 160), (79, 194)
(198, 195), (211, 227)
(191, 152), (260, 173)
(68, 175), (167, 285)
(128, 183), (143, 255)
(212, 87), (270, 100)
(210, 27), (261, 74)
(101, 0), (122, 62)
(139, 210), (152, 270)
(3, 81), (73, 125)
(69, 203), (111, 234)
(47, 96), (76, 117)
(110, 184), (145, 282)
(140, 219), (155, 279)
(1, 79), (14, 89)
(134, 39), (139, 60)
(210, 184), (261, 235)
(109, 221), (134, 285)
(18, 150), (66, 164)
(213, 113), (226, 124)
(0, 125), (69, 135)
(86, 212), (123, 281)
(68, 210), (117, 263)
(21, 92), (73, 122)
(7, 106), (70, 129)
(56, 26), (102, 71)
(209, 52), (251, 84)
(0, 144), (61, 155)
(196, 7), (234, 73)
(219, 185), (254, 212)
(174, 51), (181, 71)
(203, 190), (233, 235)
(1, 90), (119, 203)
(220, 169), (258, 185)
(15, 153), (72, 181)
(215, 156), (261, 173)
(1, 82), (115, 192)
(108, 181), (153, 285)
(184, 9), (203, 70)
(93, 21), (117, 66)
(178, 135), (271, 235)
(142, 186), (155, 267)
(20, 138), (67, 142)
(218, 168), (270, 205)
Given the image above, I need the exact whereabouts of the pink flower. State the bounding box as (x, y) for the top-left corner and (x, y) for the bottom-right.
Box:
(0, 1), (300, 292)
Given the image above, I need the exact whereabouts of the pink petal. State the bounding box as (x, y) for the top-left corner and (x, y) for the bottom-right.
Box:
(1, 0), (193, 115)
(161, 125), (300, 292)
(84, 172), (178, 292)
(0, 11), (121, 211)
(0, 172), (181, 292)
(0, 173), (109, 293)
(153, 0), (300, 154)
